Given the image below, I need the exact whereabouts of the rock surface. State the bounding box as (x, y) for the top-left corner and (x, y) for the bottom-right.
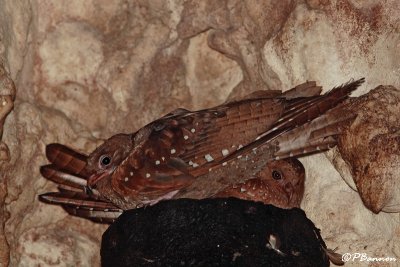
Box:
(0, 0), (399, 266)
(333, 87), (400, 214)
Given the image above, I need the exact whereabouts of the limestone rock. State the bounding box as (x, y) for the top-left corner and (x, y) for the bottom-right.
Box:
(333, 86), (400, 213)
(0, 0), (399, 266)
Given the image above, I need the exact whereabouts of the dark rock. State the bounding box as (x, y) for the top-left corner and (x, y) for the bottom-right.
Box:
(101, 198), (330, 267)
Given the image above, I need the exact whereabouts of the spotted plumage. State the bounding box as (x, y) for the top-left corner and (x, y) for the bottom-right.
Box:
(40, 78), (364, 212)
(214, 158), (305, 209)
(40, 148), (306, 223)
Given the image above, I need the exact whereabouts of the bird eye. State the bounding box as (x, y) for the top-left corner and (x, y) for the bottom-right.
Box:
(99, 155), (112, 167)
(272, 170), (282, 180)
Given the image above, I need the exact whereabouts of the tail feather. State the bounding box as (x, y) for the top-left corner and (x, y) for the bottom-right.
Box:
(277, 96), (325, 125)
(57, 185), (103, 199)
(282, 81), (322, 99)
(40, 164), (87, 189)
(274, 110), (356, 159)
(274, 78), (364, 132)
(46, 144), (88, 177)
(226, 81), (322, 103)
(39, 191), (119, 211)
(39, 184), (120, 223)
(226, 79), (363, 161)
(40, 144), (122, 223)
(274, 138), (337, 160)
(63, 206), (121, 223)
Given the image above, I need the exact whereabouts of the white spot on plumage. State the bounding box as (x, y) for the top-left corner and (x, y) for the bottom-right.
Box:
(155, 160), (160, 165)
(192, 163), (199, 167)
(104, 209), (109, 212)
(184, 135), (189, 140)
(240, 188), (246, 192)
(289, 152), (293, 157)
(246, 192), (255, 197)
(171, 148), (176, 154)
(237, 155), (242, 159)
(124, 177), (129, 182)
(237, 144), (243, 150)
(162, 156), (165, 161)
(146, 173), (151, 178)
(275, 156), (280, 160)
(130, 172), (134, 176)
(188, 161), (193, 165)
(316, 146), (320, 151)
(221, 149), (229, 156)
(191, 128), (196, 133)
(222, 162), (227, 166)
(205, 154), (214, 162)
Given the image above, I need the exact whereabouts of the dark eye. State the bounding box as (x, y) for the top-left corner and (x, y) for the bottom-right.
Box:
(99, 155), (111, 167)
(272, 170), (282, 180)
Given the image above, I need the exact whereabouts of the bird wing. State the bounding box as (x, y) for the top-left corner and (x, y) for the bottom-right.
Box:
(111, 97), (286, 195)
(110, 78), (364, 197)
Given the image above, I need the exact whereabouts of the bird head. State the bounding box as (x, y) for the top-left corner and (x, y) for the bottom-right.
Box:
(265, 158), (305, 207)
(86, 134), (134, 189)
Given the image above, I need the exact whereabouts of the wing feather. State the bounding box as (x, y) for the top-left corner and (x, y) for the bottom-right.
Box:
(111, 98), (285, 195)
(110, 79), (364, 198)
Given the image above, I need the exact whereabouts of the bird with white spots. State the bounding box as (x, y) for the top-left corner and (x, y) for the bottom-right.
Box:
(39, 78), (364, 212)
(214, 158), (304, 209)
(39, 144), (305, 223)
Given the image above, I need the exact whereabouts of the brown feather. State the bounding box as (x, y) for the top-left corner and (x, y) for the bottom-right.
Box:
(46, 144), (89, 177)
(39, 191), (119, 211)
(40, 164), (87, 189)
(40, 79), (364, 210)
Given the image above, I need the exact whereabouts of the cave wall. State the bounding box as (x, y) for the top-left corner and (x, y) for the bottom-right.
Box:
(0, 0), (399, 266)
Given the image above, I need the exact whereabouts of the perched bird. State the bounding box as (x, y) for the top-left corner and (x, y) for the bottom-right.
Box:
(40, 78), (364, 211)
(40, 145), (305, 222)
(215, 158), (305, 209)
(101, 198), (343, 267)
